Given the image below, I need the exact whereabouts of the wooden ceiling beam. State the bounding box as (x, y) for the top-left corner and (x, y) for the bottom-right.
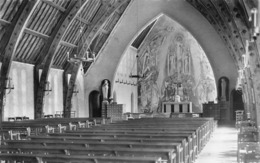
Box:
(0, 0), (39, 128)
(100, 28), (109, 35)
(24, 27), (50, 40)
(34, 0), (90, 119)
(76, 16), (90, 25)
(0, 18), (11, 26)
(41, 0), (66, 12)
(63, 0), (130, 118)
(60, 40), (77, 48)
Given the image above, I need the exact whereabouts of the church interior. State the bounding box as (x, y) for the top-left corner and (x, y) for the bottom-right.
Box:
(0, 0), (260, 162)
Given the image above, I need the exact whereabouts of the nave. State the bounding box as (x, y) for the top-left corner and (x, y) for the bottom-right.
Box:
(0, 0), (260, 162)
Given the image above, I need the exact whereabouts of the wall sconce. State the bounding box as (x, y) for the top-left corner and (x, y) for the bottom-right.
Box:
(5, 77), (14, 94)
(73, 84), (79, 96)
(44, 81), (52, 95)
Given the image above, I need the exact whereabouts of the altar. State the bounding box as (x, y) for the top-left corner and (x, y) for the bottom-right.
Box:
(162, 101), (192, 113)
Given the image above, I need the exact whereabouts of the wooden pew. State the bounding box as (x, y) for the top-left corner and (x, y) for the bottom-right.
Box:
(89, 117), (213, 155)
(1, 117), (110, 137)
(1, 117), (213, 163)
(28, 134), (188, 163)
(3, 140), (182, 163)
(0, 145), (176, 163)
(116, 117), (214, 138)
(123, 117), (216, 135)
(115, 118), (214, 146)
(0, 153), (166, 163)
(47, 130), (194, 163)
(71, 125), (199, 157)
(74, 117), (212, 153)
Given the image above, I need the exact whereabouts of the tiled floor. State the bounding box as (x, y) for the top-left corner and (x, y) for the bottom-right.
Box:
(195, 125), (238, 163)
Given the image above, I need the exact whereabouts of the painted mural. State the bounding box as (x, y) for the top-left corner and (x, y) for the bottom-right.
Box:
(137, 15), (217, 113)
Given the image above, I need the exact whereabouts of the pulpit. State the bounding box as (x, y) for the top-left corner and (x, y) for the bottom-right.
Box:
(162, 101), (192, 113)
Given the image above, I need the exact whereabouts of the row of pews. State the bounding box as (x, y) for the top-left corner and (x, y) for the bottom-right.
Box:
(0, 117), (108, 140)
(237, 119), (260, 163)
(0, 116), (217, 163)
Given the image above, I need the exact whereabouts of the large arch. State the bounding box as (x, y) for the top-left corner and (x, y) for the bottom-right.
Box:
(85, 0), (237, 116)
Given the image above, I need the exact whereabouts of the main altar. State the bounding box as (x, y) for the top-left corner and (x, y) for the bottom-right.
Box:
(162, 101), (192, 113)
(161, 81), (193, 113)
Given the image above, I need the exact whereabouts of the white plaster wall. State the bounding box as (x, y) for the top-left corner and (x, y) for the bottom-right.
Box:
(3, 61), (85, 119)
(113, 47), (138, 113)
(4, 62), (34, 120)
(43, 68), (64, 116)
(85, 0), (237, 116)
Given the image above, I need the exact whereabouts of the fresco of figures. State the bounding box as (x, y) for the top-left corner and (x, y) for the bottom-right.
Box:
(137, 15), (217, 113)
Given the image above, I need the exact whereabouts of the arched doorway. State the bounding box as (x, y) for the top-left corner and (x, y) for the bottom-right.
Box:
(89, 91), (101, 118)
(230, 89), (244, 121)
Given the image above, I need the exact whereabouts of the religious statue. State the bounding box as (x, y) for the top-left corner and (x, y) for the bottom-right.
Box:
(163, 81), (170, 101)
(220, 78), (226, 101)
(102, 80), (109, 101)
(174, 95), (181, 102)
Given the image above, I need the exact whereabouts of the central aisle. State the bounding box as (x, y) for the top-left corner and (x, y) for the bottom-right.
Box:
(195, 125), (238, 163)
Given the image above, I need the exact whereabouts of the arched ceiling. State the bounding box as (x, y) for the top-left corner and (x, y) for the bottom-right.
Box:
(0, 0), (131, 72)
(186, 0), (259, 70)
(0, 0), (258, 75)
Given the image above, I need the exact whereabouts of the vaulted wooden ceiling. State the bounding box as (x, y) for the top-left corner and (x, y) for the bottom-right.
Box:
(186, 0), (259, 70)
(0, 0), (131, 72)
(0, 0), (132, 119)
(0, 0), (258, 74)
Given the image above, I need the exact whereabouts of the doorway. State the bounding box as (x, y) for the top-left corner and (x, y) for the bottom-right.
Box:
(89, 91), (101, 118)
(230, 89), (244, 120)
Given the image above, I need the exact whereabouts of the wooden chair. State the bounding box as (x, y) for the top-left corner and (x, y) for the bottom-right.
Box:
(69, 122), (77, 130)
(58, 124), (66, 133)
(45, 125), (55, 133)
(8, 130), (20, 140)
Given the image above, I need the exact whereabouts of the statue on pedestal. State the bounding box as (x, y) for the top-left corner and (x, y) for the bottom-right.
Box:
(101, 79), (110, 102)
